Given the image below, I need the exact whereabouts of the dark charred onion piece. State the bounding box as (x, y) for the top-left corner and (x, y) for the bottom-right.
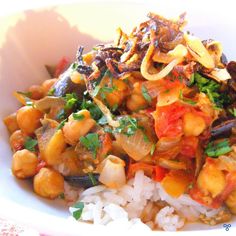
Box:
(221, 53), (228, 65)
(64, 174), (100, 188)
(75, 46), (93, 76)
(52, 73), (86, 99)
(227, 61), (236, 91)
(211, 119), (236, 140)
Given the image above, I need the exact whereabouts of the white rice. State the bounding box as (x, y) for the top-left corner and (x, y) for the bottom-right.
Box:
(68, 170), (223, 231)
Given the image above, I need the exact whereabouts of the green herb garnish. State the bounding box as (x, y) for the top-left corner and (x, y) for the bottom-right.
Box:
(114, 116), (139, 137)
(141, 85), (152, 103)
(64, 93), (79, 110)
(72, 202), (84, 220)
(81, 99), (103, 121)
(48, 88), (55, 96)
(229, 108), (236, 117)
(88, 173), (98, 186)
(205, 139), (232, 157)
(179, 90), (197, 105)
(57, 119), (67, 130)
(192, 73), (230, 108)
(80, 133), (100, 158)
(72, 113), (85, 121)
(24, 137), (38, 152)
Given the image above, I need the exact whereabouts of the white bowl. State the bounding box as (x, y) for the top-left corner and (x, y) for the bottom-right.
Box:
(0, 0), (236, 235)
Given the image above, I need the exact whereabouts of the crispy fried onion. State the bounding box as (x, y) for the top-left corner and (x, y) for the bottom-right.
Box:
(93, 97), (119, 127)
(184, 33), (215, 69)
(141, 43), (187, 81)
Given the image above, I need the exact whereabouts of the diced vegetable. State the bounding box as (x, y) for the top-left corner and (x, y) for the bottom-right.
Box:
(3, 113), (19, 134)
(161, 170), (192, 198)
(98, 155), (126, 188)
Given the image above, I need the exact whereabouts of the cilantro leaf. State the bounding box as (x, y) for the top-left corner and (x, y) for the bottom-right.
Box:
(141, 85), (152, 103)
(229, 108), (236, 117)
(64, 93), (79, 110)
(193, 73), (230, 108)
(24, 137), (38, 152)
(81, 99), (103, 121)
(88, 173), (98, 186)
(179, 90), (197, 105)
(57, 119), (67, 130)
(72, 202), (84, 220)
(205, 139), (232, 157)
(80, 133), (100, 158)
(114, 116), (139, 137)
(72, 113), (85, 121)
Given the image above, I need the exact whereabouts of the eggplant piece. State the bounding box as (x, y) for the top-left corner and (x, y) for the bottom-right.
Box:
(211, 119), (236, 140)
(64, 174), (100, 189)
(52, 73), (86, 99)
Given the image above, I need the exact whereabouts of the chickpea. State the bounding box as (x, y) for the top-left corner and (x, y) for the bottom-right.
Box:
(183, 112), (206, 137)
(16, 106), (43, 135)
(126, 82), (147, 111)
(33, 167), (64, 199)
(103, 80), (128, 108)
(197, 162), (226, 198)
(28, 85), (45, 100)
(63, 109), (96, 145)
(3, 112), (19, 134)
(41, 78), (57, 94)
(9, 130), (26, 152)
(12, 149), (38, 179)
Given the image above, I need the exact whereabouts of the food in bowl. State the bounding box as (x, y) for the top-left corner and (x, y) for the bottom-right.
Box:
(3, 11), (236, 231)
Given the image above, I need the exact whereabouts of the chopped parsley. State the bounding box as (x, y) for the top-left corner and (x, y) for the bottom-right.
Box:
(88, 173), (98, 186)
(179, 90), (197, 105)
(205, 139), (232, 157)
(72, 113), (85, 121)
(114, 116), (139, 137)
(141, 85), (152, 103)
(92, 85), (117, 100)
(24, 137), (38, 152)
(81, 99), (103, 121)
(72, 202), (84, 220)
(64, 93), (79, 110)
(48, 88), (55, 96)
(80, 133), (100, 158)
(192, 73), (230, 108)
(57, 119), (67, 130)
(229, 108), (236, 117)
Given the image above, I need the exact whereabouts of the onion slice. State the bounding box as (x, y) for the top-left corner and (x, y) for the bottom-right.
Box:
(93, 98), (119, 127)
(141, 44), (180, 81)
(184, 34), (215, 69)
(115, 130), (153, 161)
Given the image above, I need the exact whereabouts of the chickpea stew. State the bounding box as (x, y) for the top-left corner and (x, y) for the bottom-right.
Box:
(3, 12), (236, 229)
